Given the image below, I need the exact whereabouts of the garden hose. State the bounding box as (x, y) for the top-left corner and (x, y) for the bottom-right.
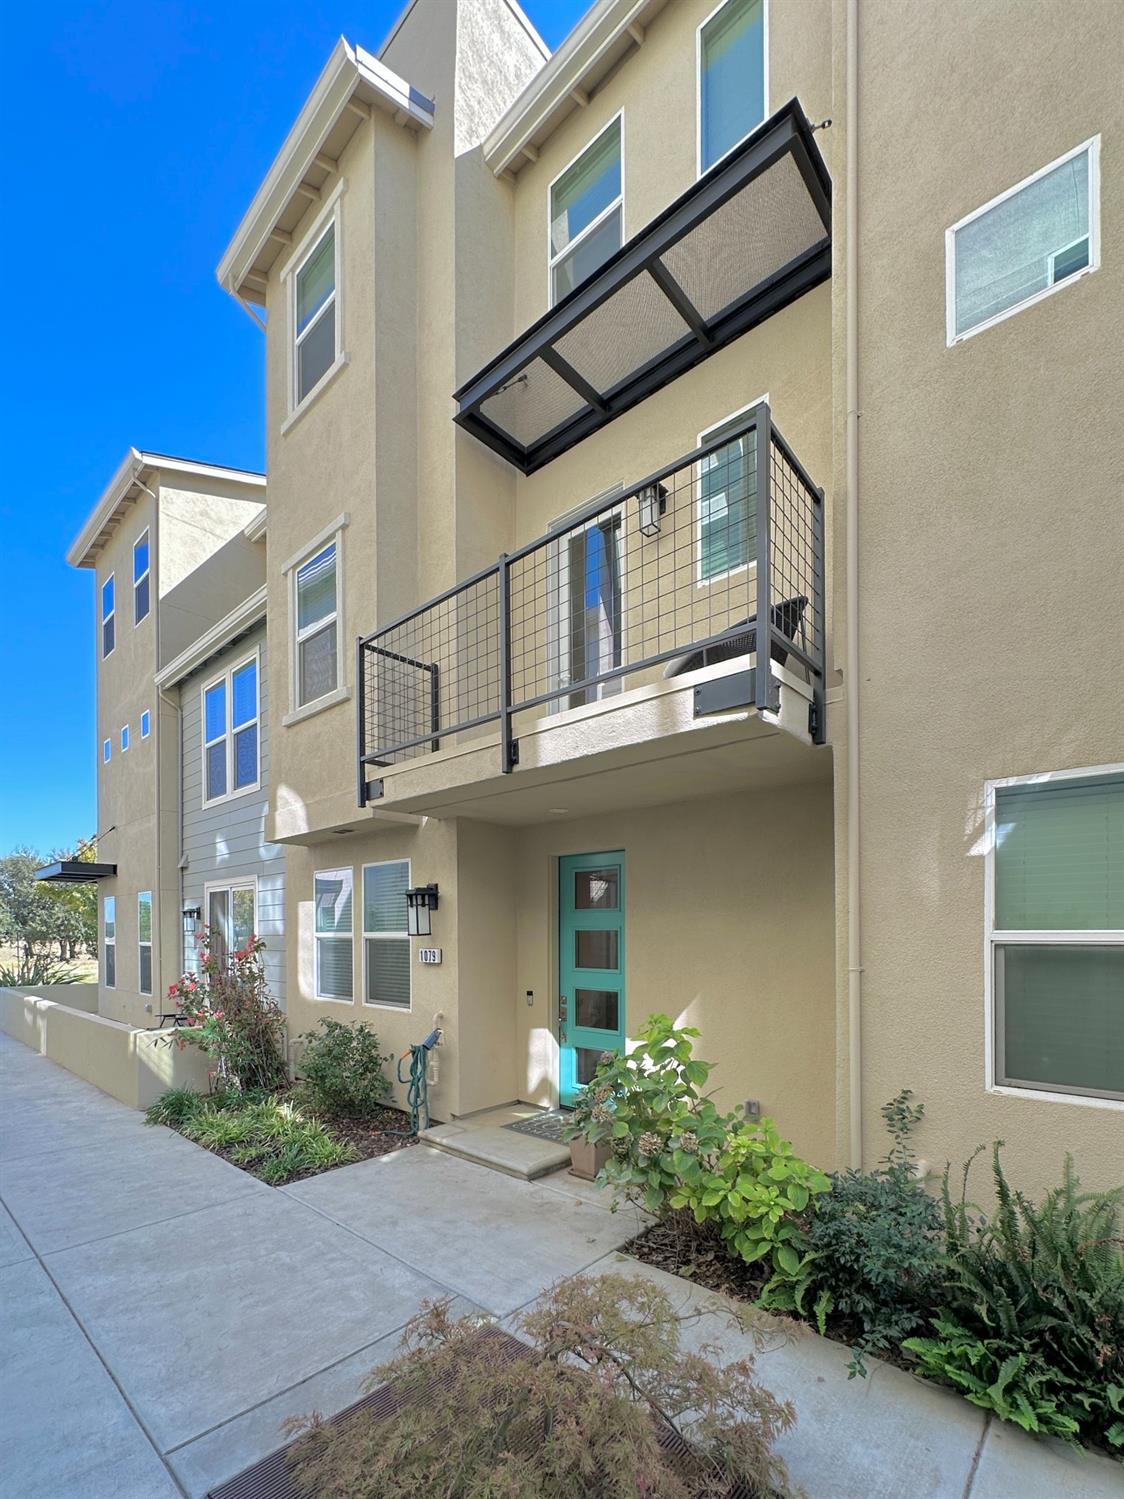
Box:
(388, 1029), (440, 1135)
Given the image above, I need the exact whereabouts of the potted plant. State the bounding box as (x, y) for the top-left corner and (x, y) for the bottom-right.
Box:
(563, 1055), (616, 1180)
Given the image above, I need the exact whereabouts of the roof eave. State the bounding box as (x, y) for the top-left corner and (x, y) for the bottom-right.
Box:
(154, 585), (268, 690)
(216, 37), (434, 305)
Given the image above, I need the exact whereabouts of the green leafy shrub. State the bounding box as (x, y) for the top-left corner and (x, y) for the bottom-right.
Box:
(904, 1146), (1124, 1450)
(287, 1273), (798, 1498)
(795, 1090), (942, 1375)
(567, 1014), (830, 1307)
(146, 1089), (356, 1185)
(295, 1018), (391, 1117)
(166, 929), (287, 1092)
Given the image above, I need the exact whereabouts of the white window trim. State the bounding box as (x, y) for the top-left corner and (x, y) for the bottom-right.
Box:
(138, 892), (153, 996)
(945, 135), (1100, 346)
(120, 725), (129, 753)
(140, 710), (151, 739)
(696, 0), (770, 179)
(133, 529), (151, 626)
(361, 859), (412, 1012)
(102, 572), (115, 659)
(314, 866), (354, 1004)
(103, 897), (116, 989)
(547, 112), (625, 307)
(696, 394), (767, 587)
(102, 738), (111, 764)
(283, 179), (347, 423)
(201, 647), (262, 808)
(200, 877), (258, 969)
(288, 526), (346, 717)
(982, 762), (1124, 1111)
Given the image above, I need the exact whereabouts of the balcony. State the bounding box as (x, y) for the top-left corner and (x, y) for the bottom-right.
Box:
(357, 404), (825, 813)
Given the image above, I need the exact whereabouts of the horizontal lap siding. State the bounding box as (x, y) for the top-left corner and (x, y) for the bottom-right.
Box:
(180, 624), (286, 1008)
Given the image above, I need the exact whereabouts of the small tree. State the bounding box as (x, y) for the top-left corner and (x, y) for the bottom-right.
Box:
(167, 927), (287, 1092)
(287, 1273), (798, 1499)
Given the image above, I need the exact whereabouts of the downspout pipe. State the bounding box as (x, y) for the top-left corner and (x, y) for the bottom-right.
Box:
(845, 0), (863, 1169)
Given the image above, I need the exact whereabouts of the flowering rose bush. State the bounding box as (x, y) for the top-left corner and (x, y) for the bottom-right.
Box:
(166, 927), (287, 1092)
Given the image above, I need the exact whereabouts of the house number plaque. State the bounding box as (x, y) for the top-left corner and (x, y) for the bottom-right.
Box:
(418, 948), (443, 965)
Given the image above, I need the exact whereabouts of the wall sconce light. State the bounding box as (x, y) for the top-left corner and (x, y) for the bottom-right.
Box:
(406, 884), (439, 937)
(182, 905), (202, 935)
(637, 481), (667, 538)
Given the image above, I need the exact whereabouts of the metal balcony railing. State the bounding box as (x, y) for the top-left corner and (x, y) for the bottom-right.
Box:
(357, 402), (825, 806)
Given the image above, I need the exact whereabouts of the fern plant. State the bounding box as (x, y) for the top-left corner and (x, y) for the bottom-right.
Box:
(907, 1145), (1124, 1451)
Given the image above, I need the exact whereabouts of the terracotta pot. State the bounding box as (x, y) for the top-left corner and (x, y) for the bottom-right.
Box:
(569, 1137), (611, 1181)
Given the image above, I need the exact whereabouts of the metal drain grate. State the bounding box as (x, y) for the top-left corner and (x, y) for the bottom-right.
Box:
(502, 1109), (570, 1142)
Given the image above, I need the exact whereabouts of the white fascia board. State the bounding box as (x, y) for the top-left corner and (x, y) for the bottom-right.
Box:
(67, 451), (266, 570)
(155, 585), (268, 690)
(484, 0), (652, 176)
(243, 508), (268, 543)
(216, 36), (434, 302)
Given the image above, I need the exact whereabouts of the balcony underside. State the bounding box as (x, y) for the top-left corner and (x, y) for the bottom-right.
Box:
(364, 658), (827, 826)
(454, 98), (831, 474)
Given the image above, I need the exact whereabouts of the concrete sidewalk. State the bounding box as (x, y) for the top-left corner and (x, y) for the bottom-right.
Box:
(2, 1033), (1120, 1498)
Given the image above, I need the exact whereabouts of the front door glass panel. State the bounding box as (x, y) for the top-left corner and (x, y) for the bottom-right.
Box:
(559, 851), (625, 1107)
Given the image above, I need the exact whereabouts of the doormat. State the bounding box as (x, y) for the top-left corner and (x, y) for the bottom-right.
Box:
(503, 1110), (570, 1142)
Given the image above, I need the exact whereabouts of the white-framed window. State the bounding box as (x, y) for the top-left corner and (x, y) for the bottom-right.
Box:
(202, 651), (260, 806)
(121, 724), (130, 752)
(140, 710), (151, 739)
(293, 542), (339, 709)
(138, 891), (153, 995)
(203, 879), (256, 968)
(101, 574), (115, 658)
(984, 765), (1123, 1107)
(292, 218), (339, 408)
(362, 860), (411, 1010)
(697, 396), (766, 584)
(103, 896), (116, 988)
(549, 114), (623, 305)
(698, 0), (767, 175)
(946, 137), (1100, 345)
(314, 868), (353, 1001)
(133, 530), (150, 625)
(102, 738), (111, 764)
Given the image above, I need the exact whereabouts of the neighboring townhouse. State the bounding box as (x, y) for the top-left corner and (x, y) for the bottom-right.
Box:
(62, 452), (268, 1027)
(155, 584), (286, 1006)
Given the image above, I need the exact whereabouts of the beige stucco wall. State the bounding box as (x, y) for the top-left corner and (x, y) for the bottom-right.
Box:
(841, 0), (1124, 1192)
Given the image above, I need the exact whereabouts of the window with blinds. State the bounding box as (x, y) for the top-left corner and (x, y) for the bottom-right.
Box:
(991, 771), (1123, 1101)
(363, 861), (411, 1010)
(314, 867), (353, 1001)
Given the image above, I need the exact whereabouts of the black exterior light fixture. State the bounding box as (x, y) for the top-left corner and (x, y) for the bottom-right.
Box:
(182, 905), (202, 935)
(406, 884), (439, 937)
(637, 481), (667, 538)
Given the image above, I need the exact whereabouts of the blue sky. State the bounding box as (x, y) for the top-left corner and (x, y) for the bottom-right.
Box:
(0, 0), (586, 854)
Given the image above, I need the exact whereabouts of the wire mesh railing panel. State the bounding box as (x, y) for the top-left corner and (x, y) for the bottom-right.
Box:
(766, 431), (824, 678)
(361, 569), (501, 765)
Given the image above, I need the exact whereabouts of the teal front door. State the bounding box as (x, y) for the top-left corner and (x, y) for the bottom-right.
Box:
(559, 851), (625, 1107)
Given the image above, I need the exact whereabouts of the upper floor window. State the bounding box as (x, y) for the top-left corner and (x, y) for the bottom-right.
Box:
(698, 401), (764, 583)
(103, 738), (111, 764)
(294, 542), (338, 708)
(101, 574), (115, 658)
(103, 896), (116, 987)
(140, 709), (151, 738)
(698, 0), (766, 175)
(987, 767), (1123, 1105)
(294, 221), (338, 406)
(947, 138), (1100, 344)
(549, 116), (622, 304)
(133, 530), (151, 625)
(121, 724), (130, 753)
(203, 653), (259, 805)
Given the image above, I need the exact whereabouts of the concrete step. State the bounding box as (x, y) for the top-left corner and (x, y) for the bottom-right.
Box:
(420, 1123), (572, 1180)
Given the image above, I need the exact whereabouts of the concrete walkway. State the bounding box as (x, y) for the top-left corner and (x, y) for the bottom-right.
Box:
(2, 1033), (1121, 1498)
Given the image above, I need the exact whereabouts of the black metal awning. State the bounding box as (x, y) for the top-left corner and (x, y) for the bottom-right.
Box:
(35, 860), (117, 884)
(454, 98), (831, 475)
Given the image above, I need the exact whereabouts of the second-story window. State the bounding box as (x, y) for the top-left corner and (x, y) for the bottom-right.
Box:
(133, 530), (150, 625)
(698, 0), (766, 174)
(121, 724), (130, 753)
(549, 116), (623, 304)
(101, 574), (115, 658)
(141, 709), (151, 738)
(294, 543), (338, 707)
(294, 222), (338, 406)
(203, 654), (260, 805)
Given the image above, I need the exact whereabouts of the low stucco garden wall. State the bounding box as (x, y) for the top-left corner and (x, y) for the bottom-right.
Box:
(0, 985), (212, 1109)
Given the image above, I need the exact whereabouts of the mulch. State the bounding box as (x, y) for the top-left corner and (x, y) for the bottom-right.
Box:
(314, 1105), (421, 1163)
